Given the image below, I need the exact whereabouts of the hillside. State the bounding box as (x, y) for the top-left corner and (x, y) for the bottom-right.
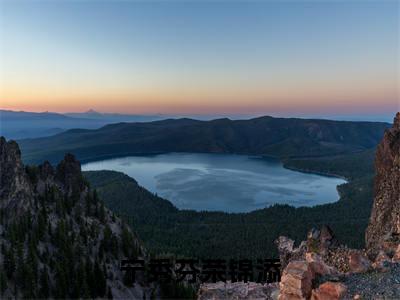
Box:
(19, 116), (389, 164)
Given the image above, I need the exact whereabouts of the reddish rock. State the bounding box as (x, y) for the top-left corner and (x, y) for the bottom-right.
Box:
(311, 282), (347, 300)
(348, 252), (371, 273)
(392, 244), (400, 262)
(279, 260), (314, 300)
(306, 252), (338, 276)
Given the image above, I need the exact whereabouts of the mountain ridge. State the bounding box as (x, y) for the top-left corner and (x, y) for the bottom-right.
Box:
(19, 115), (390, 164)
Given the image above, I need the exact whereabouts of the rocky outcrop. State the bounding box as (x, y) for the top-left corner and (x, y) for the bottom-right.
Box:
(279, 260), (314, 300)
(55, 153), (86, 197)
(0, 137), (34, 223)
(366, 112), (400, 254)
(310, 282), (347, 300)
(277, 113), (400, 300)
(0, 137), (154, 299)
(348, 252), (371, 274)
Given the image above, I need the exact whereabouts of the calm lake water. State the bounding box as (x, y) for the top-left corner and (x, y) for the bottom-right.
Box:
(82, 153), (346, 213)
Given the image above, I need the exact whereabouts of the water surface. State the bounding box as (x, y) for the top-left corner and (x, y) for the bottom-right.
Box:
(82, 153), (346, 213)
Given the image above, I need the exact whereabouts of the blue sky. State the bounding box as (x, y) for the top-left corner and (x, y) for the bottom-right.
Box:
(0, 0), (398, 119)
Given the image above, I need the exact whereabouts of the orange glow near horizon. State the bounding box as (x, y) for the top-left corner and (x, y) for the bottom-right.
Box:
(1, 75), (398, 115)
(1, 1), (398, 116)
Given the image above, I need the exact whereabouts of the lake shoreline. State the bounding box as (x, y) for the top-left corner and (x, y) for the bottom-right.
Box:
(82, 152), (346, 213)
(281, 164), (349, 181)
(77, 150), (349, 182)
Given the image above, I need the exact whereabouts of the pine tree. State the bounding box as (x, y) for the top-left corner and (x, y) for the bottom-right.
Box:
(81, 269), (91, 299)
(107, 287), (113, 299)
(54, 262), (68, 298)
(93, 189), (99, 204)
(85, 192), (92, 216)
(0, 267), (7, 294)
(15, 242), (25, 288)
(121, 225), (133, 257)
(48, 221), (52, 237)
(22, 264), (36, 298)
(56, 197), (65, 217)
(86, 259), (96, 298)
(99, 201), (106, 223)
(94, 260), (106, 297)
(3, 246), (15, 279)
(102, 224), (113, 251)
(38, 267), (50, 298)
(37, 209), (47, 240)
(27, 238), (39, 287)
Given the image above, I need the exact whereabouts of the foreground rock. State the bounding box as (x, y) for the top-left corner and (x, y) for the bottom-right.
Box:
(348, 252), (371, 274)
(311, 282), (347, 300)
(279, 260), (314, 299)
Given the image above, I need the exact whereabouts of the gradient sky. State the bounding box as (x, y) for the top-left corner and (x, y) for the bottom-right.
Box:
(0, 0), (399, 116)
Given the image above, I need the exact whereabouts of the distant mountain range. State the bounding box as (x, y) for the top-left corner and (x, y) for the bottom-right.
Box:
(19, 115), (390, 164)
(0, 109), (165, 139)
(64, 109), (165, 122)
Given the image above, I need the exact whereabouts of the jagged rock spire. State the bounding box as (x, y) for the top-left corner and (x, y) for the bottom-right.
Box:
(366, 112), (400, 253)
(55, 153), (86, 196)
(394, 112), (400, 130)
(0, 136), (30, 198)
(0, 137), (33, 221)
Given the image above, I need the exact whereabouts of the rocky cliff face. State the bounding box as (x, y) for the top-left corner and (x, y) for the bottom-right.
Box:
(0, 137), (153, 299)
(366, 112), (400, 253)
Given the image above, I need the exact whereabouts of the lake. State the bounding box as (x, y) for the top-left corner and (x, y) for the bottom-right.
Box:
(82, 153), (346, 213)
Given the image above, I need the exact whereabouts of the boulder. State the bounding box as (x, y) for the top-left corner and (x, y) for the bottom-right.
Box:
(311, 282), (347, 300)
(306, 252), (338, 276)
(392, 244), (400, 262)
(372, 250), (391, 272)
(279, 260), (314, 300)
(348, 252), (371, 274)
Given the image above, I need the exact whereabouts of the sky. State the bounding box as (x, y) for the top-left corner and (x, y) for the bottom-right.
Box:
(0, 0), (399, 119)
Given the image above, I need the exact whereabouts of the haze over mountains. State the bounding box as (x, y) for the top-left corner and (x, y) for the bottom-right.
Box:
(19, 115), (389, 165)
(1, 109), (394, 140)
(0, 109), (165, 139)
